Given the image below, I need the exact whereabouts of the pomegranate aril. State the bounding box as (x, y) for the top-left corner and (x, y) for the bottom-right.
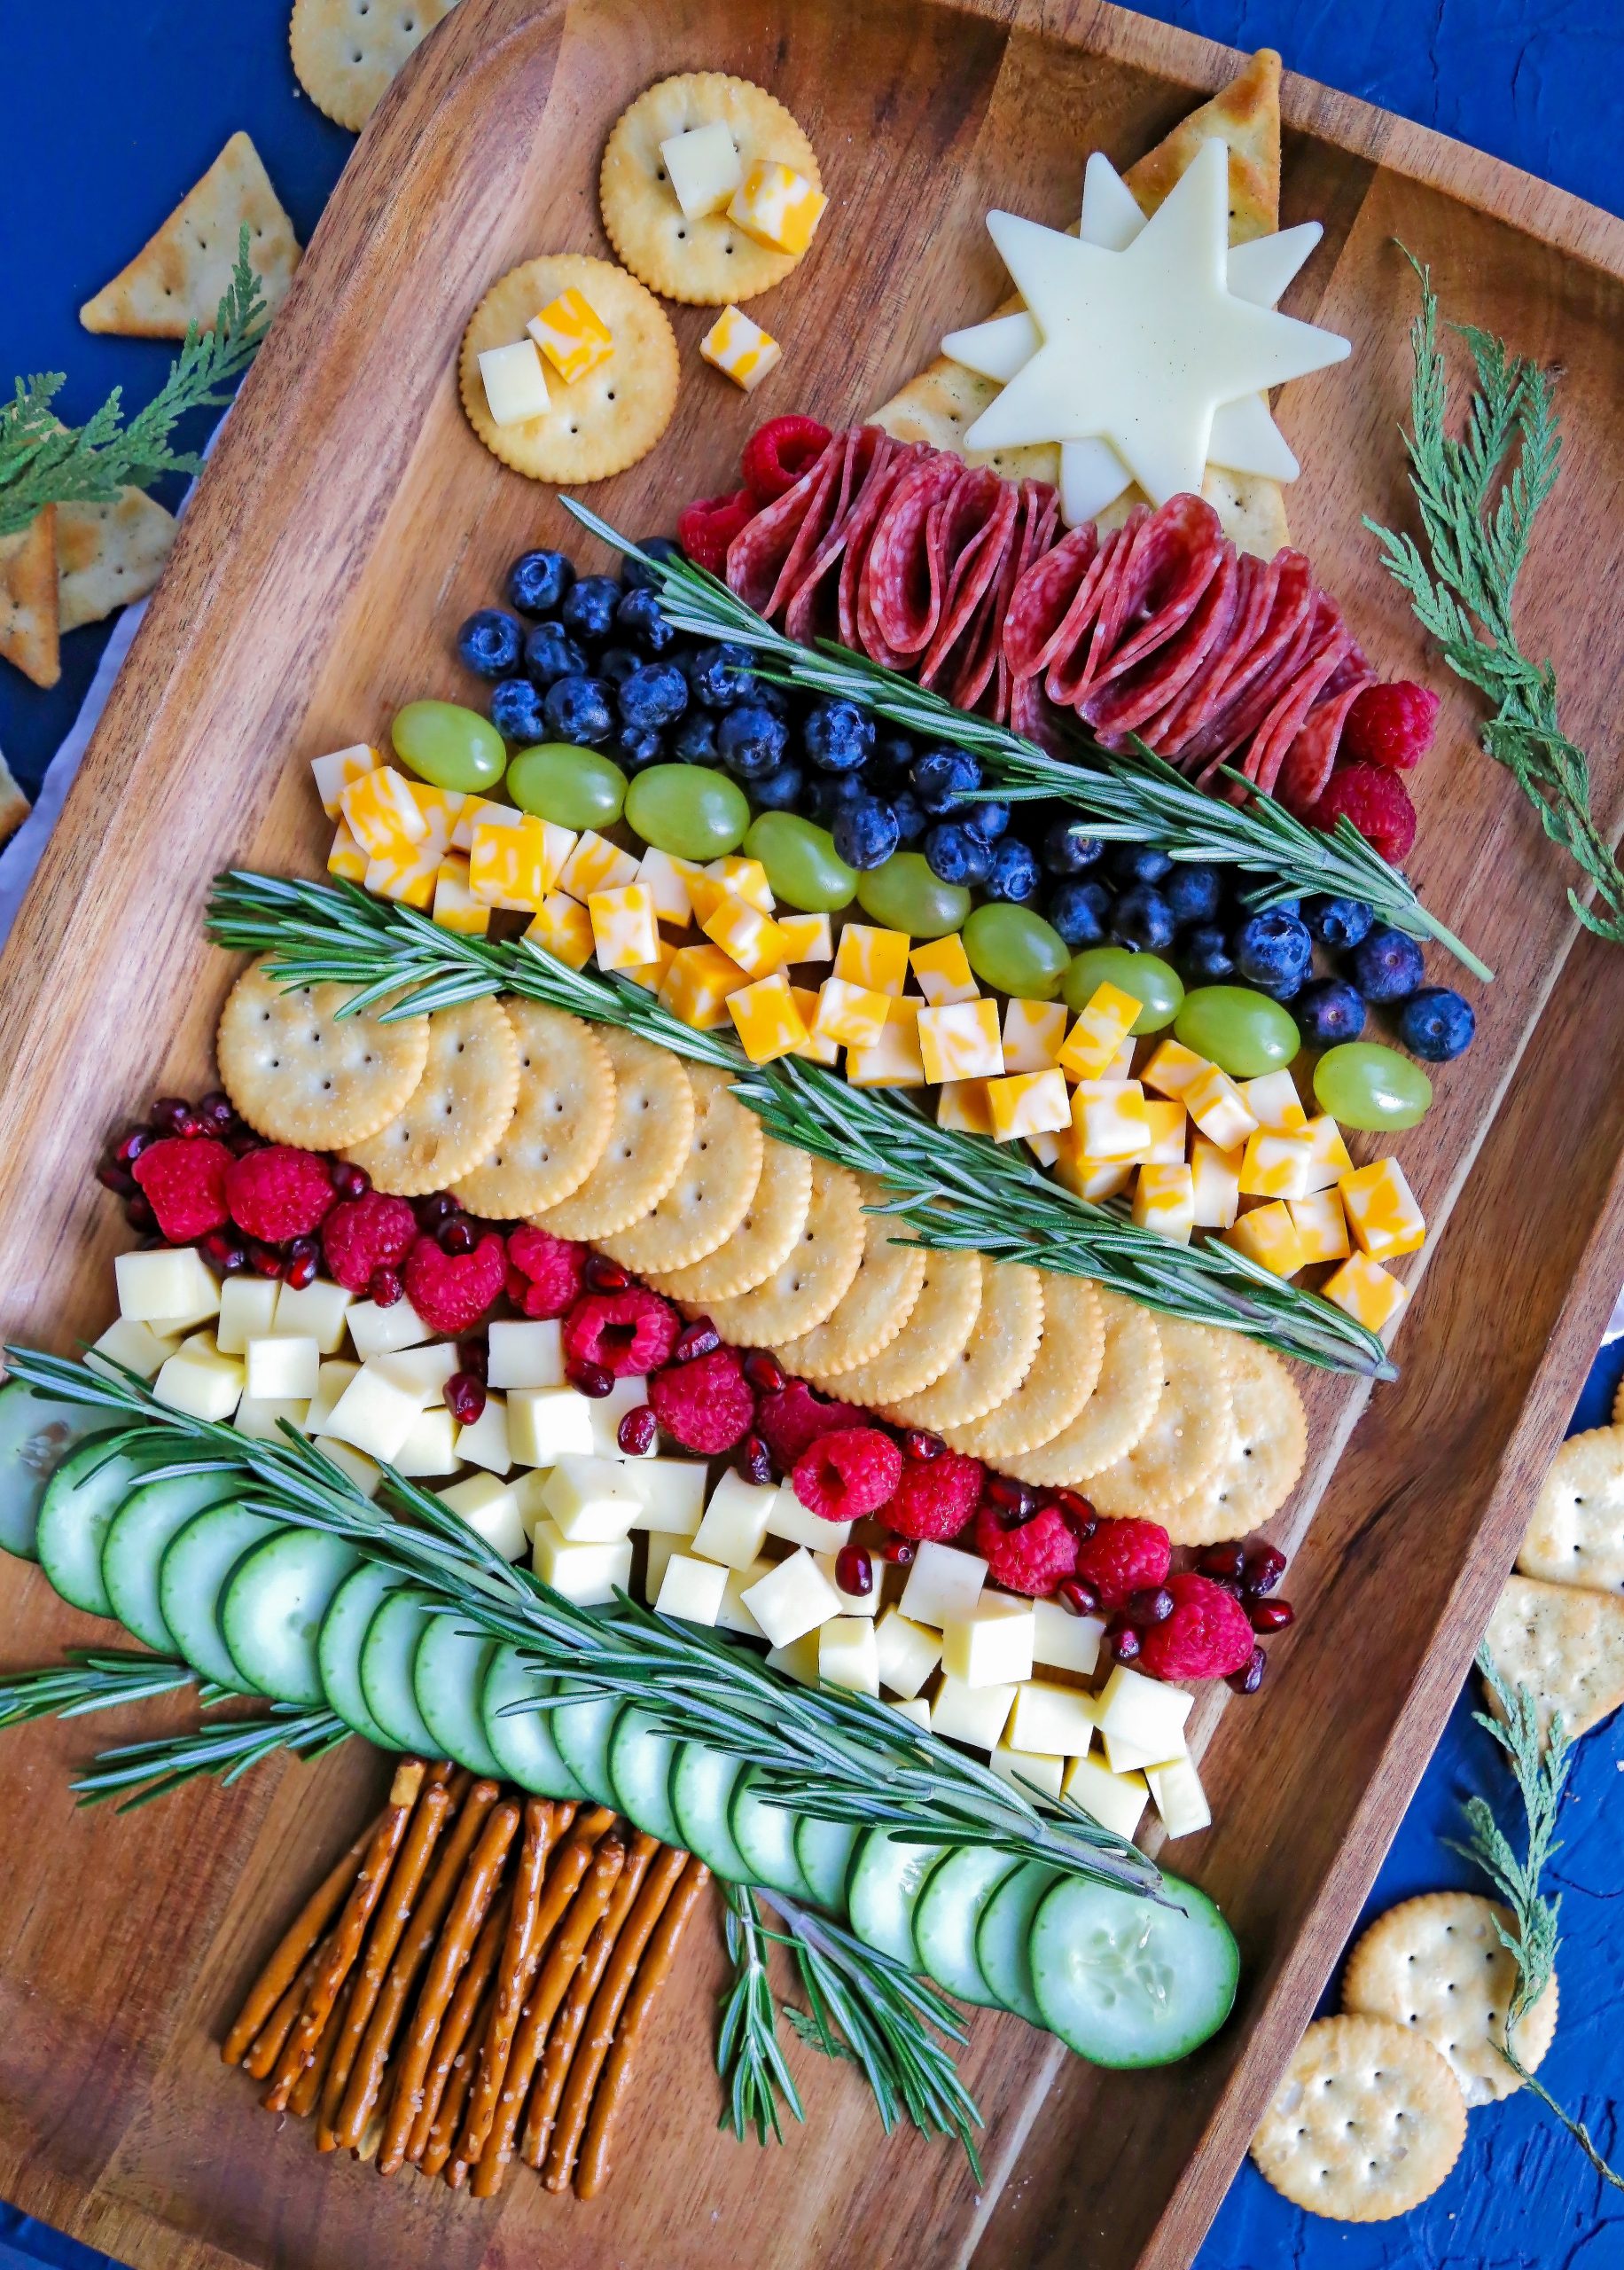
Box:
(331, 1162), (371, 1202)
(114, 1126), (152, 1166)
(988, 1476), (1038, 1526)
(285, 1249), (319, 1291)
(125, 1194), (156, 1233)
(570, 1360), (614, 1398)
(834, 1544), (874, 1599)
(1247, 1598), (1295, 1634)
(585, 1254), (630, 1292)
(1242, 1544), (1287, 1596)
(1227, 1645), (1267, 1695)
(1056, 1577), (1099, 1618)
(737, 1433), (773, 1486)
(742, 1350), (785, 1395)
(671, 1319), (720, 1364)
(617, 1405), (659, 1458)
(97, 1162), (137, 1198)
(445, 1372), (488, 1426)
(900, 1429), (943, 1462)
(418, 1193), (459, 1229)
(457, 1338), (489, 1382)
(1128, 1585), (1175, 1625)
(880, 1536), (916, 1566)
(1109, 1625), (1143, 1664)
(248, 1242), (285, 1280)
(439, 1217), (478, 1256)
(198, 1092), (236, 1130)
(1048, 1489), (1096, 1541)
(226, 1125), (262, 1156)
(202, 1230), (248, 1275)
(1199, 1543), (1246, 1581)
(370, 1264), (404, 1307)
(150, 1096), (191, 1135)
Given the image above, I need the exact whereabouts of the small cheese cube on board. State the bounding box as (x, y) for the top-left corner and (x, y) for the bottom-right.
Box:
(660, 942), (749, 1029)
(440, 1473), (527, 1562)
(341, 763), (428, 856)
(1225, 1200), (1306, 1277)
(507, 1385), (596, 1466)
(1301, 1113), (1354, 1193)
(1008, 1679), (1097, 1756)
(1339, 1158), (1425, 1260)
(1142, 1038), (1210, 1099)
(988, 1068), (1072, 1143)
(654, 1552), (730, 1627)
(1143, 1100), (1188, 1163)
(636, 847), (703, 927)
(527, 287), (613, 384)
(1145, 1754), (1212, 1838)
(1057, 982), (1140, 1080)
(918, 998), (1003, 1084)
(715, 1554), (776, 1638)
(1002, 997), (1067, 1071)
(1323, 1250), (1410, 1334)
(1055, 1152), (1134, 1203)
(324, 1359), (421, 1461)
(702, 894), (788, 979)
(586, 1375), (654, 1458)
(327, 821), (369, 883)
(272, 1277), (355, 1356)
(728, 971), (808, 1064)
(589, 882), (660, 972)
(941, 1593), (1035, 1687)
(789, 986), (839, 1063)
(375, 1341), (458, 1404)
(478, 340), (550, 427)
(1238, 1128), (1315, 1202)
(834, 925), (910, 997)
(815, 1549), (880, 1618)
(622, 943), (678, 992)
(937, 1079), (994, 1136)
(455, 1391), (511, 1476)
(154, 1335), (245, 1423)
(433, 855), (491, 937)
(115, 1247), (220, 1327)
(1132, 1162), (1195, 1242)
(990, 1744), (1065, 1801)
(1031, 1595), (1105, 1675)
(311, 742), (382, 818)
(845, 998), (925, 1087)
(487, 1319), (564, 1391)
(704, 855), (774, 913)
(1097, 1663), (1192, 1758)
(898, 1539), (985, 1629)
(532, 1520), (632, 1606)
(931, 1674), (1016, 1753)
(396, 1406), (458, 1478)
(1289, 1186), (1351, 1264)
(347, 1295), (432, 1358)
(452, 797), (523, 852)
(1242, 1069), (1307, 1131)
(525, 892), (596, 970)
(765, 1630), (823, 1687)
(304, 1360), (358, 1437)
(403, 781), (465, 842)
(88, 1316), (179, 1383)
(692, 1472), (781, 1569)
(558, 830), (638, 901)
(1190, 1136), (1243, 1229)
(1184, 1064), (1259, 1150)
(813, 976), (891, 1050)
(889, 1695), (933, 1732)
(819, 1616), (880, 1696)
(727, 160), (828, 254)
(911, 934), (979, 1006)
(541, 1454), (644, 1542)
(741, 1547), (842, 1648)
(246, 1335), (320, 1402)
(777, 910), (832, 964)
(1070, 1079), (1152, 1162)
(1026, 1128), (1064, 1169)
(764, 1491), (851, 1553)
(365, 833), (443, 911)
(873, 1608), (943, 1700)
(234, 1396), (311, 1444)
(1062, 1753), (1149, 1839)
(660, 120), (744, 218)
(623, 1459), (708, 1536)
(313, 1438), (384, 1499)
(216, 1274), (278, 1355)
(700, 304), (782, 392)
(470, 817), (556, 911)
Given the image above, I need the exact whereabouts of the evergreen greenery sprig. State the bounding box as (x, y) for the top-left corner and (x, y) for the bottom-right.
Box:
(562, 497), (1491, 983)
(0, 1646), (199, 1728)
(73, 1700), (350, 1812)
(0, 227), (269, 541)
(1367, 254), (1622, 943)
(206, 869), (1394, 1378)
(718, 1882), (807, 2146)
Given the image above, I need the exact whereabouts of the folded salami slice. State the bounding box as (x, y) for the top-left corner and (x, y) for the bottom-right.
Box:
(724, 436), (841, 615)
(1245, 596), (1356, 793)
(964, 479), (1056, 723)
(1002, 522), (1103, 684)
(1056, 494), (1225, 711)
(1037, 516), (1140, 709)
(1272, 648), (1375, 810)
(1148, 549), (1274, 755)
(784, 427), (894, 646)
(1088, 545), (1240, 748)
(837, 438), (927, 651)
(861, 453), (977, 661)
(919, 471), (1019, 692)
(1183, 551), (1317, 774)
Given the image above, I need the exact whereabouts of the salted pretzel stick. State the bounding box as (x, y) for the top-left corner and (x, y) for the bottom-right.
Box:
(543, 1842), (691, 2193)
(288, 1975), (350, 2118)
(259, 1759), (429, 2110)
(371, 1796), (523, 2172)
(511, 1831), (659, 2188)
(324, 1776), (501, 2153)
(574, 1855), (712, 2199)
(421, 1984), (494, 2179)
(243, 1936), (329, 2081)
(224, 1820), (375, 2064)
(404, 1894), (511, 2164)
(453, 1798), (565, 2168)
(467, 1828), (630, 2197)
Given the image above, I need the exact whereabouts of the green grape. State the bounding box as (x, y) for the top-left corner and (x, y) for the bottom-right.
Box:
(1174, 985), (1299, 1077)
(962, 904), (1070, 999)
(744, 812), (858, 912)
(1313, 1044), (1433, 1131)
(506, 743), (627, 831)
(1063, 946), (1183, 1033)
(623, 764), (750, 861)
(855, 853), (971, 940)
(390, 701), (507, 794)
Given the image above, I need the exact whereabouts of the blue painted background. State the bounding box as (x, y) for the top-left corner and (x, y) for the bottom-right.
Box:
(2, 6), (1621, 2266)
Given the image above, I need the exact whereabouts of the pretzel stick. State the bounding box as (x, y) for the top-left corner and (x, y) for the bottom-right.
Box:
(403, 1893), (511, 2165)
(453, 1798), (564, 2168)
(259, 1760), (428, 2110)
(511, 1831), (659, 2187)
(420, 1984), (493, 2179)
(543, 1842), (690, 2193)
(371, 1797), (523, 2172)
(574, 1856), (712, 2200)
(288, 1975), (350, 2118)
(243, 1935), (328, 2081)
(224, 1820), (375, 2063)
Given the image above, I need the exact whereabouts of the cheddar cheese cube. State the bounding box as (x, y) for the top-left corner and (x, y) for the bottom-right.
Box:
(790, 986), (839, 1064)
(1056, 1153), (1134, 1203)
(1339, 1158), (1425, 1261)
(1002, 998), (1068, 1073)
(636, 847), (703, 927)
(777, 910), (832, 965)
(703, 855), (774, 915)
(702, 893), (788, 979)
(451, 796), (523, 853)
(327, 820), (369, 883)
(432, 854), (490, 937)
(1242, 1068), (1308, 1132)
(937, 1079), (993, 1135)
(558, 830), (637, 901)
(660, 942), (749, 1029)
(1190, 1135), (1243, 1230)
(726, 160), (827, 254)
(1224, 1200), (1306, 1278)
(1026, 1129), (1065, 1168)
(527, 287), (613, 384)
(660, 120), (744, 220)
(1102, 1033), (1137, 1082)
(621, 936), (679, 993)
(846, 997), (925, 1087)
(728, 972), (808, 1064)
(341, 764), (428, 856)
(1132, 1162), (1195, 1243)
(1289, 1186), (1350, 1264)
(700, 304), (782, 393)
(988, 1068), (1071, 1144)
(469, 816), (556, 911)
(402, 779), (466, 843)
(1238, 1128), (1315, 1202)
(1142, 1038), (1210, 1099)
(1322, 1250), (1410, 1335)
(1183, 1063), (1259, 1152)
(478, 340), (550, 426)
(311, 742), (382, 818)
(1057, 982), (1141, 1081)
(910, 934), (979, 1007)
(1301, 1114), (1355, 1194)
(1070, 1079), (1152, 1162)
(834, 925), (910, 997)
(918, 998), (1003, 1085)
(588, 883), (660, 972)
(365, 830), (444, 909)
(813, 976), (891, 1050)
(1144, 1100), (1188, 1164)
(524, 892), (595, 971)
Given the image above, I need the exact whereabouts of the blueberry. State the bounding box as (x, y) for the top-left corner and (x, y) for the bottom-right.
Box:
(986, 838), (1041, 903)
(672, 710), (720, 764)
(867, 734), (916, 794)
(541, 675), (613, 746)
(523, 622), (587, 687)
(1304, 895), (1375, 951)
(912, 746), (981, 813)
(613, 724), (665, 771)
(1294, 978), (1367, 1047)
(457, 607), (523, 678)
(614, 585), (676, 653)
(559, 575), (621, 643)
(685, 641), (756, 709)
(967, 799), (1010, 842)
(1350, 925), (1426, 1003)
(1162, 862), (1222, 928)
(752, 761), (806, 812)
(597, 645), (642, 688)
(618, 662), (689, 733)
(1254, 967), (1307, 1004)
(1398, 986), (1476, 1061)
(718, 702), (789, 779)
(1234, 909), (1314, 992)
(1049, 879), (1111, 948)
(803, 699), (875, 773)
(1110, 885), (1176, 952)
(1106, 843), (1173, 888)
(889, 790), (927, 845)
(621, 536), (681, 592)
(925, 822), (993, 888)
(489, 677), (548, 741)
(1180, 924), (1234, 982)
(1042, 820), (1104, 873)
(751, 679), (790, 722)
(814, 771), (867, 820)
(834, 796), (902, 872)
(505, 549), (574, 617)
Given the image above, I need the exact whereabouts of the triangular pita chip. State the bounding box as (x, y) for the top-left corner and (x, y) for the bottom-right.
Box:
(0, 509), (61, 689)
(0, 745), (30, 848)
(868, 50), (1291, 556)
(56, 489), (177, 633)
(1483, 1573), (1624, 1744)
(80, 132), (300, 339)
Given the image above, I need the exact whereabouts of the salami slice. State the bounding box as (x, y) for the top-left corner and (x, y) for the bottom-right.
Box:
(1088, 544), (1240, 748)
(919, 470), (1019, 691)
(1244, 596), (1355, 793)
(1056, 494), (1225, 710)
(1037, 514), (1140, 709)
(950, 478), (1048, 718)
(1148, 550), (1273, 755)
(862, 454), (976, 660)
(783, 427), (894, 646)
(724, 436), (840, 614)
(988, 483), (1059, 724)
(1273, 654), (1375, 812)
(836, 438), (926, 653)
(1183, 551), (1317, 773)
(1001, 522), (1103, 683)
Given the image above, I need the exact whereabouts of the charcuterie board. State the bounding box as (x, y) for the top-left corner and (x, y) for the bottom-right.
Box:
(1, 1), (1622, 2266)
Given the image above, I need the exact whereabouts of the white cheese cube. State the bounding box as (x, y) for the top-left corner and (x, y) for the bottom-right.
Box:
(324, 1358), (423, 1463)
(1102, 1724), (1187, 1775)
(304, 1359), (359, 1436)
(740, 1547), (841, 1648)
(508, 1386), (595, 1467)
(660, 119), (743, 220)
(587, 1374), (654, 1459)
(642, 1529), (683, 1604)
(815, 1548), (879, 1618)
(623, 1458), (707, 1536)
(153, 1335), (244, 1422)
(440, 1472), (527, 1561)
(540, 1453), (645, 1542)
(486, 1319), (565, 1391)
(88, 1316), (179, 1382)
(819, 1616), (880, 1697)
(373, 1341), (460, 1405)
(692, 1472), (781, 1570)
(396, 1405), (459, 1477)
(1096, 1665), (1194, 1765)
(454, 1391), (511, 1476)
(898, 1540), (986, 1630)
(1062, 1753), (1148, 1840)
(716, 1554), (776, 1637)
(1007, 1679), (1097, 1757)
(653, 1552), (730, 1627)
(763, 1491), (852, 1553)
(531, 1518), (632, 1606)
(873, 1608), (942, 1702)
(990, 1743), (1064, 1801)
(312, 1436), (383, 1499)
(215, 1274), (279, 1355)
(511, 1468), (553, 1540)
(233, 1395), (310, 1444)
(765, 1630), (822, 1687)
(889, 1695), (932, 1731)
(1145, 1755), (1212, 1839)
(479, 339), (550, 427)
(346, 1295), (433, 1360)
(245, 1335), (320, 1403)
(1031, 1596), (1105, 1676)
(930, 1674), (1016, 1753)
(941, 1593), (1035, 1688)
(271, 1277), (355, 1356)
(115, 1246), (220, 1327)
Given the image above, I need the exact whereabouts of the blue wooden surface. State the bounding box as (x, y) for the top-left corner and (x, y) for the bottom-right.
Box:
(2, 5), (1621, 2266)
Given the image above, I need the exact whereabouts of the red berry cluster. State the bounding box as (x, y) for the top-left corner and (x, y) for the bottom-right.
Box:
(1282, 680), (1441, 865)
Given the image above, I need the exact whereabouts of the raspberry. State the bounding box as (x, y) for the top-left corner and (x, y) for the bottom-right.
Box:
(741, 416), (832, 504)
(562, 1288), (680, 1378)
(130, 1135), (232, 1241)
(754, 1379), (863, 1469)
(648, 1346), (755, 1454)
(676, 488), (757, 577)
(882, 1450), (985, 1542)
(1137, 1573), (1256, 1682)
(1340, 681), (1440, 771)
(223, 1145), (337, 1243)
(1309, 763), (1418, 864)
(322, 1191), (418, 1293)
(504, 1225), (590, 1319)
(1071, 1517), (1171, 1611)
(972, 1501), (1080, 1595)
(402, 1230), (505, 1335)
(791, 1428), (903, 1522)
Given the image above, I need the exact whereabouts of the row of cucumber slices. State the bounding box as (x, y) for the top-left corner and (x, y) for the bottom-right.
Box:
(1, 1382), (1238, 2069)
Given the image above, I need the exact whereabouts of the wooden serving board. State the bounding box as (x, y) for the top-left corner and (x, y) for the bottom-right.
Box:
(1, 2), (1621, 2263)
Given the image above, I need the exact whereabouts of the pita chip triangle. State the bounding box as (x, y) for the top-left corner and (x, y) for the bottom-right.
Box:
(1483, 1573), (1624, 1744)
(0, 745), (29, 847)
(80, 131), (300, 339)
(57, 489), (178, 633)
(0, 509), (61, 689)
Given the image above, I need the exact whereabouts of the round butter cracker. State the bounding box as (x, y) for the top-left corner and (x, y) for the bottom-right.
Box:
(888, 1262), (1044, 1434)
(705, 1159), (865, 1348)
(1518, 1426), (1624, 1595)
(1342, 1892), (1558, 2110)
(1003, 1290), (1161, 1487)
(1252, 2014), (1466, 2222)
(451, 1000), (613, 1218)
(345, 994), (519, 1195)
(1086, 1319), (1234, 1519)
(599, 1061), (763, 1275)
(536, 1030), (694, 1241)
(217, 955), (429, 1150)
(648, 1137), (811, 1303)
(290, 0), (457, 134)
(1162, 1338), (1306, 1545)
(828, 1248), (982, 1406)
(942, 1273), (1103, 1462)
(774, 1179), (926, 1379)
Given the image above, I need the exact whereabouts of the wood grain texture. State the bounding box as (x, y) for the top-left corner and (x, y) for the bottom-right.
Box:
(0, 2), (1621, 2266)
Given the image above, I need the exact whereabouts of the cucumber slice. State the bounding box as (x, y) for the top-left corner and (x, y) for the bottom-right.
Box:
(975, 1859), (1058, 2025)
(606, 1706), (681, 1846)
(479, 1644), (586, 1801)
(0, 1381), (97, 1561)
(551, 1690), (622, 1811)
(34, 1432), (146, 1617)
(320, 1565), (408, 1749)
(1029, 1871), (1238, 2068)
(913, 1846), (1021, 2008)
(159, 1506), (283, 1693)
(669, 1744), (751, 1883)
(793, 1815), (860, 1914)
(103, 1472), (238, 1654)
(730, 1769), (816, 1904)
(221, 1530), (362, 1707)
(360, 1586), (441, 1756)
(847, 1828), (949, 1967)
(414, 1616), (504, 1781)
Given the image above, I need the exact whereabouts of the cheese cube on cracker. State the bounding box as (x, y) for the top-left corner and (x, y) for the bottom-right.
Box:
(479, 340), (550, 427)
(660, 120), (745, 219)
(527, 288), (614, 384)
(727, 160), (827, 254)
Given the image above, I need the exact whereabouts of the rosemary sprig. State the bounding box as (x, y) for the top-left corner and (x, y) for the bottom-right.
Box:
(562, 497), (1491, 982)
(0, 1646), (199, 1728)
(1367, 254), (1621, 943)
(205, 869), (1394, 1378)
(1448, 1648), (1622, 2188)
(718, 1883), (807, 2146)
(70, 1701), (349, 1812)
(0, 229), (270, 541)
